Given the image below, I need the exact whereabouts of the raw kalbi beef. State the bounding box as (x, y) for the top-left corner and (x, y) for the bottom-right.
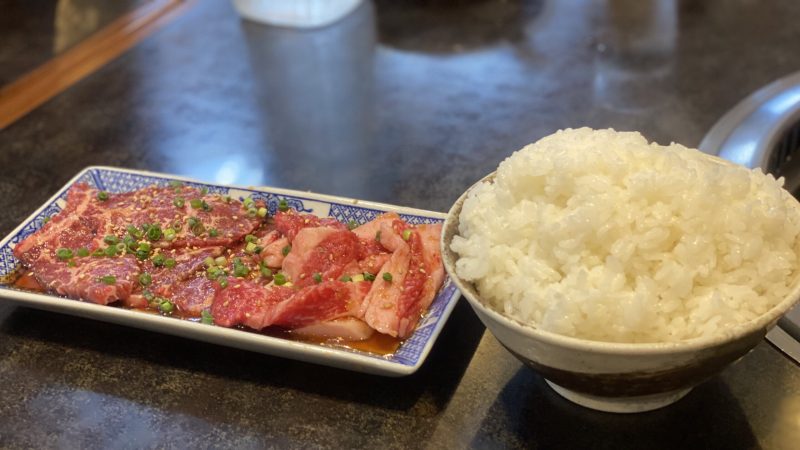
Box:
(170, 276), (220, 316)
(352, 212), (397, 274)
(397, 223), (444, 338)
(361, 221), (413, 336)
(211, 279), (367, 329)
(14, 181), (445, 342)
(359, 220), (445, 338)
(213, 213), (445, 338)
(123, 246), (224, 309)
(260, 231), (289, 268)
(274, 210), (347, 242)
(29, 256), (140, 305)
(102, 185), (261, 248)
(211, 280), (295, 328)
(14, 183), (260, 306)
(281, 227), (362, 288)
(13, 184), (140, 304)
(14, 184), (107, 266)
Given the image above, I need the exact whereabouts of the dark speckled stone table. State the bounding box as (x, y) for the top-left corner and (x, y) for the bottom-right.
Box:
(2, 0), (800, 448)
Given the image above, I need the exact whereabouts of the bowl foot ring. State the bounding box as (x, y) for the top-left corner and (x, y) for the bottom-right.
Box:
(545, 380), (692, 413)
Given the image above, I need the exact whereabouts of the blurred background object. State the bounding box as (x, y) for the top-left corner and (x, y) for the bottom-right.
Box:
(0, 0), (146, 85)
(232, 0), (363, 28)
(240, 0), (377, 196)
(592, 0), (677, 112)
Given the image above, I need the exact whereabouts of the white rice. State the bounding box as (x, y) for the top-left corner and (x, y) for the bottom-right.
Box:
(451, 128), (800, 343)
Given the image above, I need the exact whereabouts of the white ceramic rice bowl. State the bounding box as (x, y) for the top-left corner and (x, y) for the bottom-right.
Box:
(442, 172), (800, 413)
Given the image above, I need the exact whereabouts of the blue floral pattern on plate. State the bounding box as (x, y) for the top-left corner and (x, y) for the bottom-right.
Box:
(0, 167), (461, 376)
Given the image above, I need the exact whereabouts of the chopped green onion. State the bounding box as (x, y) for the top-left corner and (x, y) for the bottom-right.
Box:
(347, 220), (357, 230)
(190, 199), (203, 209)
(151, 254), (166, 267)
(123, 234), (136, 247)
(127, 225), (142, 239)
(247, 208), (257, 217)
(278, 199), (289, 212)
(224, 195), (232, 203)
(201, 309), (214, 325)
(233, 263), (249, 278)
(312, 273), (322, 283)
(57, 248), (75, 260)
(164, 258), (176, 268)
(257, 207), (268, 218)
(243, 197), (254, 209)
(273, 273), (287, 285)
(351, 274), (365, 282)
(200, 187), (208, 196)
(364, 272), (376, 282)
(151, 296), (166, 307)
(97, 191), (109, 201)
(206, 267), (224, 279)
(245, 234), (257, 243)
(43, 216), (52, 224)
(146, 225), (162, 241)
(254, 246), (263, 254)
(172, 220), (182, 231)
(139, 272), (152, 286)
(402, 229), (412, 241)
(141, 223), (151, 233)
(164, 228), (177, 241)
(282, 245), (291, 256)
(104, 235), (118, 245)
(209, 228), (219, 237)
(173, 197), (185, 208)
(104, 246), (118, 257)
(142, 290), (154, 301)
(135, 244), (150, 260)
(383, 272), (393, 282)
(202, 201), (212, 212)
(92, 249), (105, 257)
(245, 242), (258, 254)
(214, 256), (227, 266)
(339, 275), (352, 282)
(99, 275), (116, 285)
(115, 243), (126, 253)
(218, 277), (229, 288)
(67, 260), (77, 267)
(187, 217), (204, 235)
(260, 266), (272, 278)
(204, 256), (216, 267)
(169, 180), (183, 188)
(76, 247), (90, 257)
(375, 230), (381, 242)
(159, 300), (174, 314)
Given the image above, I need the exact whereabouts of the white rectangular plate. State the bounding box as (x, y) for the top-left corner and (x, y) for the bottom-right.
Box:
(0, 166), (461, 376)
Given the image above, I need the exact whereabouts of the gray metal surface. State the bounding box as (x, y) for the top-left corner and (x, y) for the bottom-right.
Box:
(700, 70), (800, 365)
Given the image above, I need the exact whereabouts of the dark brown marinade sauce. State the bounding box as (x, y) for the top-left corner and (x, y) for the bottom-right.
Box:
(8, 268), (402, 356)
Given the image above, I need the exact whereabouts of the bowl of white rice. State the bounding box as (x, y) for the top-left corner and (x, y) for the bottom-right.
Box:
(442, 128), (800, 413)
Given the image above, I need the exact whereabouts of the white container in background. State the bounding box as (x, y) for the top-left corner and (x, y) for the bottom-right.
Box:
(232, 0), (363, 28)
